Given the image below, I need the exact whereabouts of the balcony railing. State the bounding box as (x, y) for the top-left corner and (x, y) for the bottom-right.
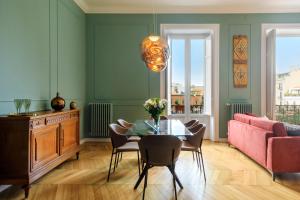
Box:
(171, 105), (204, 114)
(275, 105), (300, 125)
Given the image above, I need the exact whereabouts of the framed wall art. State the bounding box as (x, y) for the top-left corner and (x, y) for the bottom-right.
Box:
(233, 35), (248, 88)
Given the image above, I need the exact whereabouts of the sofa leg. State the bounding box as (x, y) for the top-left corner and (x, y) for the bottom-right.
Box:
(272, 173), (275, 181)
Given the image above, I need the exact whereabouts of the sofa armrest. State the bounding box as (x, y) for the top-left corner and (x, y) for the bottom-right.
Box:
(267, 136), (300, 173)
(243, 128), (273, 167)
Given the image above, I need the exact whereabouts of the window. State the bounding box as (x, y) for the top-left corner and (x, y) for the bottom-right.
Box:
(160, 24), (220, 141)
(168, 34), (210, 116)
(275, 35), (300, 124)
(263, 25), (300, 125)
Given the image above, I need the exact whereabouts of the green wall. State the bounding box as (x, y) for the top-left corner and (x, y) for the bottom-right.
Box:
(0, 0), (87, 138)
(87, 13), (300, 138)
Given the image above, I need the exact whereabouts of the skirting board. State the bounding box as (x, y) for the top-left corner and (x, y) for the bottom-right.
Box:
(217, 138), (228, 143)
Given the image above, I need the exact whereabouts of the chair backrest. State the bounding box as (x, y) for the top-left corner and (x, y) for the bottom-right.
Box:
(139, 135), (182, 166)
(187, 124), (206, 148)
(160, 115), (168, 120)
(116, 119), (133, 128)
(109, 123), (128, 148)
(188, 123), (203, 133)
(184, 119), (199, 128)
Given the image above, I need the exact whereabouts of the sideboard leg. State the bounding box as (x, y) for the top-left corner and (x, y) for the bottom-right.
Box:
(272, 173), (276, 181)
(76, 152), (80, 160)
(23, 184), (30, 199)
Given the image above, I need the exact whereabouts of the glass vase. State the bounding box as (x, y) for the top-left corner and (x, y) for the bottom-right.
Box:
(152, 115), (160, 129)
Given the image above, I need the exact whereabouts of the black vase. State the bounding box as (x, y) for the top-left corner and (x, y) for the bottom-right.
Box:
(51, 92), (65, 111)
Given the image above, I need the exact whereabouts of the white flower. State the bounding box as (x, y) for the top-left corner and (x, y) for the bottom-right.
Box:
(144, 98), (168, 114)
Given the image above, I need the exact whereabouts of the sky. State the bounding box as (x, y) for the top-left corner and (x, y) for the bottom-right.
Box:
(171, 39), (205, 86)
(276, 36), (300, 74)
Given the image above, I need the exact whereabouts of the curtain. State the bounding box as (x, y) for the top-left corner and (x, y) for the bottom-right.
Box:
(266, 29), (276, 119)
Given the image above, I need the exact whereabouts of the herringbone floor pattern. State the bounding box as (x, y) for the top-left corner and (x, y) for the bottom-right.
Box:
(1, 141), (300, 200)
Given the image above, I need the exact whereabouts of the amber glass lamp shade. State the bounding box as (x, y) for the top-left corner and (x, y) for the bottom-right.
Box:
(141, 35), (169, 72)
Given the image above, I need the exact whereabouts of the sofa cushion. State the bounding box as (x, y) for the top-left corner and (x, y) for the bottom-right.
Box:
(284, 123), (300, 136)
(245, 112), (258, 117)
(233, 113), (256, 124)
(287, 130), (300, 137)
(250, 118), (287, 137)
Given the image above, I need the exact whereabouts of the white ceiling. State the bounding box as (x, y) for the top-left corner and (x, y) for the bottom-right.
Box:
(74, 0), (300, 13)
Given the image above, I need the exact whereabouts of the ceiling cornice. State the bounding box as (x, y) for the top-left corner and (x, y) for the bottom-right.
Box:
(74, 0), (89, 13)
(74, 0), (300, 14)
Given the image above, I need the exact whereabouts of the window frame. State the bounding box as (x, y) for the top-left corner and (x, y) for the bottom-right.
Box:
(167, 34), (207, 117)
(261, 23), (300, 117)
(160, 24), (220, 142)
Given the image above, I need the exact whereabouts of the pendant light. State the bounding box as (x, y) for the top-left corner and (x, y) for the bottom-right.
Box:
(141, 12), (169, 72)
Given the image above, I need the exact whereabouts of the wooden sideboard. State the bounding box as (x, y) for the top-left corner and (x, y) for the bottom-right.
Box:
(0, 109), (80, 198)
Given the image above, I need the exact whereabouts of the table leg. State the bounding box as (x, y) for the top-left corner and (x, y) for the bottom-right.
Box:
(134, 165), (149, 189)
(167, 166), (183, 189)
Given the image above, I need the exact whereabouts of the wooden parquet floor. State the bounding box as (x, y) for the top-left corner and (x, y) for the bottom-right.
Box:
(1, 141), (300, 200)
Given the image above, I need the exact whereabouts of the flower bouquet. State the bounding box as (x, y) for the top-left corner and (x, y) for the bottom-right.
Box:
(143, 98), (167, 127)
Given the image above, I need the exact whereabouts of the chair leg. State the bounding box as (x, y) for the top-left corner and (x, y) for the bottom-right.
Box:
(140, 160), (144, 171)
(142, 168), (148, 200)
(107, 149), (114, 182)
(167, 166), (183, 189)
(134, 165), (149, 189)
(145, 167), (148, 188)
(113, 151), (118, 173)
(200, 150), (206, 182)
(171, 165), (178, 200)
(192, 151), (195, 161)
(137, 151), (141, 175)
(195, 151), (200, 168)
(120, 152), (123, 161)
(197, 151), (202, 170)
(116, 153), (120, 168)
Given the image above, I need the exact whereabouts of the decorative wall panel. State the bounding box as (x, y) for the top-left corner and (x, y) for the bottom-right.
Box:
(233, 35), (248, 88)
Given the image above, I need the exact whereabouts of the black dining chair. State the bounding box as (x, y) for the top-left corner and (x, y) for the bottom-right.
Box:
(135, 135), (183, 200)
(107, 123), (140, 182)
(181, 124), (207, 181)
(160, 115), (168, 120)
(116, 119), (140, 142)
(185, 121), (202, 161)
(184, 119), (199, 130)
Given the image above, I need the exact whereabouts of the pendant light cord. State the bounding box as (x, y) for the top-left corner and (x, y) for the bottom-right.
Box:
(155, 13), (157, 35)
(152, 5), (159, 35)
(152, 8), (155, 35)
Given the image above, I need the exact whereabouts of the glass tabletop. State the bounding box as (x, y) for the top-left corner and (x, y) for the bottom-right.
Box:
(124, 119), (193, 137)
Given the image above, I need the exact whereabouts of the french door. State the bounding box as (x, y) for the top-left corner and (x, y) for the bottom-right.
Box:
(165, 34), (212, 139)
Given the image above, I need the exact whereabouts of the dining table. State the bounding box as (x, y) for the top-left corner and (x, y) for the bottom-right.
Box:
(126, 119), (193, 190)
(124, 119), (194, 137)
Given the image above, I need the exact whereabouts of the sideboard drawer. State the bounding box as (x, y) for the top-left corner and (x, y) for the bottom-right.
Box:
(46, 114), (70, 125)
(30, 118), (46, 129)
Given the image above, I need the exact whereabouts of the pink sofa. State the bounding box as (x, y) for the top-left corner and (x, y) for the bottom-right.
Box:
(228, 113), (300, 180)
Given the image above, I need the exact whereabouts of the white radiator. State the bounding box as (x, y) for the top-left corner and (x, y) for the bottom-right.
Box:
(89, 103), (113, 137)
(228, 103), (252, 119)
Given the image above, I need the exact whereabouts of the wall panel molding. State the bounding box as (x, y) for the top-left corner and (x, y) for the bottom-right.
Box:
(92, 23), (152, 101)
